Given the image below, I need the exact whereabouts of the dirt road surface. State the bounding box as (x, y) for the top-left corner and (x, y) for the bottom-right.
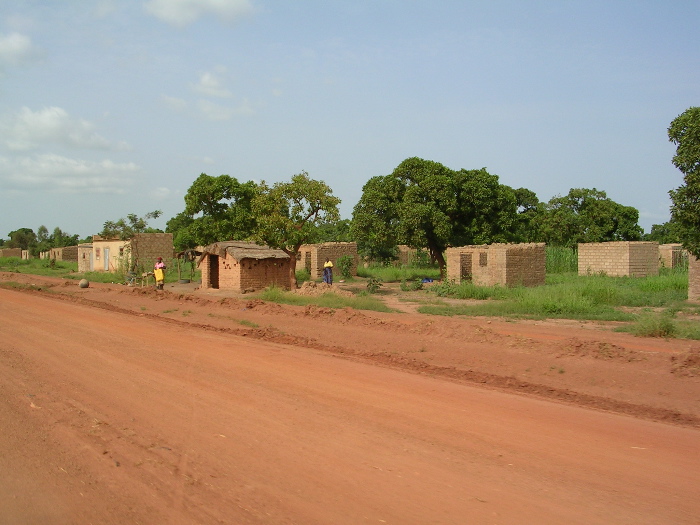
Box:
(1, 274), (699, 524)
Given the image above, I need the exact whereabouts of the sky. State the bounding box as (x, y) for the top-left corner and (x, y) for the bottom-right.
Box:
(1, 0), (698, 239)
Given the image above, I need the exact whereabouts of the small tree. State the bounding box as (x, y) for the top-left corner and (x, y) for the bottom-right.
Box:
(251, 172), (340, 289)
(668, 107), (700, 257)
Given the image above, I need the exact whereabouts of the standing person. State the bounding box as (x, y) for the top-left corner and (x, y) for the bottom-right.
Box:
(323, 258), (333, 285)
(154, 257), (166, 290)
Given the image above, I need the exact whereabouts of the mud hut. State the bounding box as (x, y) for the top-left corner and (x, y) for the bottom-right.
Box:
(198, 241), (290, 293)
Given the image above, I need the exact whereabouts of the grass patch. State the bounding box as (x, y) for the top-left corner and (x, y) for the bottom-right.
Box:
(357, 264), (441, 283)
(423, 271), (689, 322)
(239, 319), (259, 328)
(257, 286), (392, 312)
(0, 257), (78, 277)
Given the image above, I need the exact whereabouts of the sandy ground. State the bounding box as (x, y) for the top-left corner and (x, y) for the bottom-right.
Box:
(1, 272), (699, 524)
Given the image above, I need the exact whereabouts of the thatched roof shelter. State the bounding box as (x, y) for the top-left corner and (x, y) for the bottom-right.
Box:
(198, 241), (289, 265)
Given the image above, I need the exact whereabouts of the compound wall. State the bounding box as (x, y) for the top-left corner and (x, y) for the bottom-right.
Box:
(296, 242), (359, 279)
(578, 241), (658, 277)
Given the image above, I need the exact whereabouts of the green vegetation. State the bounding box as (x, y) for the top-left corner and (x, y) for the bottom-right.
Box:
(668, 106), (700, 257)
(545, 246), (577, 273)
(421, 271), (690, 323)
(0, 256), (78, 277)
(336, 254), (353, 279)
(257, 286), (392, 312)
(357, 264), (441, 282)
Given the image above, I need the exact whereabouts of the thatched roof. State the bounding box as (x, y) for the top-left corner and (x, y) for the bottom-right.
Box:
(198, 241), (289, 264)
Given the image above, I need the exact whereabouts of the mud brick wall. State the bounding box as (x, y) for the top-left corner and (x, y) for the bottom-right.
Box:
(658, 243), (687, 269)
(446, 243), (545, 287)
(201, 254), (289, 292)
(49, 246), (78, 262)
(689, 255), (700, 302)
(130, 233), (174, 268)
(0, 248), (22, 258)
(578, 241), (658, 277)
(296, 242), (358, 279)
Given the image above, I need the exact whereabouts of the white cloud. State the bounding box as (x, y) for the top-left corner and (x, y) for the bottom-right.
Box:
(2, 107), (114, 151)
(196, 99), (254, 121)
(193, 71), (233, 98)
(144, 0), (253, 27)
(0, 154), (141, 194)
(161, 95), (188, 112)
(0, 32), (42, 67)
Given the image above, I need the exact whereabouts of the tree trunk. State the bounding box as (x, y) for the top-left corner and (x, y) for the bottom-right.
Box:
(435, 251), (446, 280)
(288, 256), (298, 290)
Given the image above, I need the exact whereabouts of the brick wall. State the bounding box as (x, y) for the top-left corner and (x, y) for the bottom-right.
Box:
(296, 242), (359, 279)
(446, 243), (545, 287)
(130, 233), (174, 270)
(0, 248), (22, 258)
(201, 253), (290, 292)
(578, 241), (658, 277)
(78, 244), (93, 272)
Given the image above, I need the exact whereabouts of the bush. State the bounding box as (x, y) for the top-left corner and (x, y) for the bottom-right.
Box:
(336, 255), (353, 279)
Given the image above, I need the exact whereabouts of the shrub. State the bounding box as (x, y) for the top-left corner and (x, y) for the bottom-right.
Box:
(336, 255), (353, 279)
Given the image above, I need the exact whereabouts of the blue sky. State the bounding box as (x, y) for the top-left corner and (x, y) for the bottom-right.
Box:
(1, 0), (698, 239)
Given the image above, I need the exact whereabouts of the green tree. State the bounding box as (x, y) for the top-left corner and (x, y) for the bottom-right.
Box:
(251, 171), (341, 288)
(170, 173), (258, 248)
(510, 187), (544, 243)
(539, 188), (642, 247)
(7, 228), (37, 251)
(352, 157), (518, 275)
(668, 107), (700, 257)
(643, 220), (682, 244)
(36, 225), (51, 254)
(312, 218), (353, 243)
(165, 212), (197, 251)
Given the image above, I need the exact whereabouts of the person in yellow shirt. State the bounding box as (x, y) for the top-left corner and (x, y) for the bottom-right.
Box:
(322, 258), (333, 285)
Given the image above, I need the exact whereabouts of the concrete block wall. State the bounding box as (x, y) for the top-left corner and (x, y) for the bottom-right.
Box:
(296, 242), (358, 279)
(578, 241), (658, 277)
(446, 243), (545, 287)
(689, 255), (700, 302)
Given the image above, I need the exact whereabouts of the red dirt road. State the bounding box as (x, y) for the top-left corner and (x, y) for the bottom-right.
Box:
(1, 277), (700, 524)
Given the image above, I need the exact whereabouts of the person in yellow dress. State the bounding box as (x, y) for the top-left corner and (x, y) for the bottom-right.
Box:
(154, 257), (166, 290)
